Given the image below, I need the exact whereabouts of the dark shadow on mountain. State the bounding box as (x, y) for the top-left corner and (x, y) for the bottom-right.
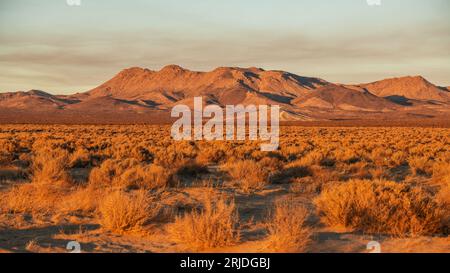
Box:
(406, 113), (435, 118)
(138, 100), (161, 108)
(243, 71), (260, 80)
(385, 95), (413, 106)
(282, 73), (328, 89)
(116, 98), (148, 106)
(438, 86), (450, 92)
(260, 92), (293, 104)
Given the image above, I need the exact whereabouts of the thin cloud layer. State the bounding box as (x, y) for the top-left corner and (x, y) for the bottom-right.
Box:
(0, 0), (449, 93)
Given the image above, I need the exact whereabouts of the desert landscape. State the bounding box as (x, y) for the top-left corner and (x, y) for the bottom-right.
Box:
(0, 124), (449, 253)
(1, 0), (449, 256)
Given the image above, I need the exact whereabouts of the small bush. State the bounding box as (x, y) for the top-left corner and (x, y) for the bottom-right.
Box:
(1, 183), (63, 214)
(266, 199), (311, 252)
(32, 148), (70, 185)
(89, 159), (172, 190)
(118, 164), (173, 190)
(98, 190), (159, 234)
(88, 159), (137, 187)
(196, 148), (225, 165)
(298, 150), (324, 166)
(408, 156), (430, 176)
(432, 162), (450, 185)
(69, 148), (92, 168)
(225, 160), (269, 193)
(168, 193), (240, 250)
(314, 179), (445, 236)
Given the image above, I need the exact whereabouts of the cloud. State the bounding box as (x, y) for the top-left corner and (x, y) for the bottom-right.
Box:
(1, 22), (449, 93)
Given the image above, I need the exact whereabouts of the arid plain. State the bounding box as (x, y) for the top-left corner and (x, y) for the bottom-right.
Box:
(0, 125), (448, 253)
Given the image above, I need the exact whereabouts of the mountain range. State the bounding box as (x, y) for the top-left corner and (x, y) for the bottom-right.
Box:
(1, 65), (449, 124)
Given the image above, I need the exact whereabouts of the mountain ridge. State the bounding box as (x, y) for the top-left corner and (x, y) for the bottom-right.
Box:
(1, 65), (449, 123)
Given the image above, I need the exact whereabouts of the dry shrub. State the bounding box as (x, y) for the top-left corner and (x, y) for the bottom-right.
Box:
(88, 159), (137, 187)
(98, 190), (159, 234)
(266, 199), (311, 252)
(297, 150), (325, 166)
(310, 165), (340, 184)
(58, 186), (107, 215)
(196, 147), (225, 165)
(390, 151), (407, 167)
(176, 161), (209, 177)
(289, 177), (322, 194)
(314, 179), (445, 236)
(225, 160), (269, 193)
(168, 193), (240, 250)
(346, 161), (371, 179)
(1, 148), (74, 216)
(408, 156), (430, 176)
(437, 187), (450, 233)
(259, 157), (283, 174)
(89, 159), (172, 190)
(25, 240), (40, 252)
(273, 161), (311, 183)
(153, 144), (195, 170)
(69, 148), (92, 168)
(369, 167), (387, 180)
(0, 139), (17, 164)
(433, 164), (450, 230)
(334, 149), (359, 164)
(117, 164), (172, 190)
(370, 147), (388, 166)
(32, 148), (70, 185)
(0, 183), (64, 215)
(131, 146), (154, 163)
(432, 162), (450, 185)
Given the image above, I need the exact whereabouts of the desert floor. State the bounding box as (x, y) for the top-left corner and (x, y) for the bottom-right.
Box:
(0, 125), (448, 253)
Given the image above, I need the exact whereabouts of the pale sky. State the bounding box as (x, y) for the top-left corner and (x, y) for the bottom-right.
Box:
(0, 0), (449, 94)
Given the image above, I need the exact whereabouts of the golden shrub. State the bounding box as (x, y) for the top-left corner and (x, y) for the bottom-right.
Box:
(314, 179), (445, 236)
(32, 148), (70, 185)
(266, 199), (311, 252)
(168, 193), (240, 250)
(98, 190), (159, 234)
(224, 160), (269, 193)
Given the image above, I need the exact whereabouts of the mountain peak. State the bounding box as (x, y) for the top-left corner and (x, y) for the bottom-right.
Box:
(160, 64), (188, 73)
(399, 75), (429, 83)
(372, 75), (433, 88)
(360, 75), (449, 102)
(118, 67), (154, 77)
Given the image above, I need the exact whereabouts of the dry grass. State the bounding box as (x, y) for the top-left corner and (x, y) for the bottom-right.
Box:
(433, 164), (450, 230)
(89, 159), (172, 190)
(0, 125), (448, 252)
(224, 160), (270, 193)
(314, 179), (445, 236)
(408, 156), (430, 176)
(266, 199), (311, 252)
(98, 190), (160, 234)
(32, 148), (71, 186)
(0, 183), (63, 215)
(59, 186), (106, 215)
(168, 192), (240, 250)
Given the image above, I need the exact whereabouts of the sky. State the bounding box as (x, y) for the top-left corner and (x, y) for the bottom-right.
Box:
(0, 0), (449, 94)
